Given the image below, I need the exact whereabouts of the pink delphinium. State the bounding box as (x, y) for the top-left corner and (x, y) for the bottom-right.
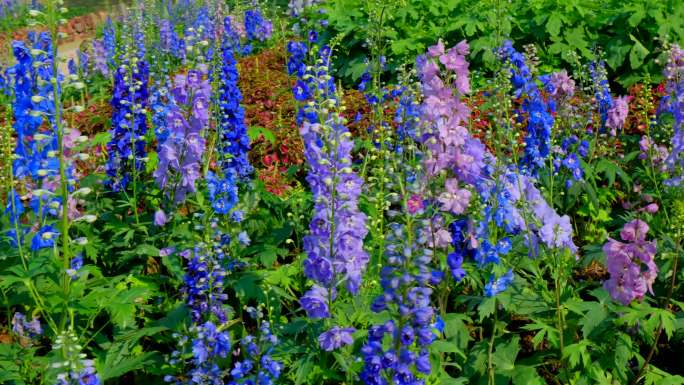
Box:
(606, 95), (630, 135)
(603, 219), (658, 305)
(438, 178), (471, 214)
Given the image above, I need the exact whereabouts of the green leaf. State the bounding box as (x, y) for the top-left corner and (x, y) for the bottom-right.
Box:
(629, 34), (650, 70)
(580, 302), (608, 337)
(478, 296), (497, 321)
(492, 336), (520, 372)
(98, 327), (166, 380)
(248, 126), (276, 145)
(563, 340), (591, 369)
(546, 12), (563, 37)
(512, 365), (545, 385)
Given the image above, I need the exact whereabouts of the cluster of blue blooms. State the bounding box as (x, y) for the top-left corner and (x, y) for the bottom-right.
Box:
(500, 40), (554, 176)
(360, 223), (439, 385)
(589, 60), (614, 131)
(244, 9), (273, 42)
(228, 307), (283, 385)
(167, 238), (232, 384)
(4, 33), (73, 251)
(207, 17), (252, 216)
(288, 36), (370, 349)
(106, 55), (150, 192)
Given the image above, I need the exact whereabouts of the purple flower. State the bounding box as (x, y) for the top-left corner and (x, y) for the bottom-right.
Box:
(12, 313), (42, 338)
(300, 285), (331, 319)
(154, 209), (168, 227)
(318, 326), (355, 351)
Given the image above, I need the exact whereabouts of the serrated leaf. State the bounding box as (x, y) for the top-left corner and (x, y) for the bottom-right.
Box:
(580, 302), (608, 337)
(512, 365), (545, 385)
(492, 336), (519, 372)
(248, 126), (275, 145)
(546, 12), (563, 37)
(629, 34), (649, 70)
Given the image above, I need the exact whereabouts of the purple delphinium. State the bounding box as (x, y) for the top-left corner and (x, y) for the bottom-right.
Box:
(606, 95), (629, 135)
(319, 326), (355, 352)
(288, 38), (369, 348)
(12, 312), (42, 339)
(603, 219), (658, 305)
(153, 70), (209, 203)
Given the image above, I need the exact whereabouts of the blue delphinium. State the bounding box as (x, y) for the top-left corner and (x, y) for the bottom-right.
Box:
(4, 34), (74, 250)
(106, 56), (149, 192)
(360, 223), (438, 385)
(589, 60), (613, 130)
(207, 17), (253, 216)
(228, 307), (283, 385)
(166, 236), (232, 384)
(289, 38), (369, 349)
(499, 40), (554, 176)
(244, 9), (273, 42)
(102, 17), (116, 67)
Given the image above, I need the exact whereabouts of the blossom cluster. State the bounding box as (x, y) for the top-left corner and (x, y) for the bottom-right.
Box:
(244, 9), (273, 42)
(288, 38), (369, 348)
(662, 44), (684, 185)
(603, 219), (658, 305)
(167, 238), (232, 384)
(500, 40), (554, 175)
(360, 223), (439, 385)
(154, 70), (209, 203)
(106, 57), (150, 192)
(207, 17), (253, 216)
(228, 307), (283, 385)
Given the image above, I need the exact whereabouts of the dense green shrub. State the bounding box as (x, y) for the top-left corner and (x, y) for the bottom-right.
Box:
(318, 0), (684, 87)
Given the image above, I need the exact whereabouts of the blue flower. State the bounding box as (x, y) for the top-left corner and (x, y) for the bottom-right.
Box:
(31, 225), (58, 251)
(484, 269), (514, 297)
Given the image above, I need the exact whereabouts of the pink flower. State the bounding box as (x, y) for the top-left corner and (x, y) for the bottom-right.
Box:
(437, 179), (471, 214)
(606, 95), (629, 133)
(427, 39), (445, 58)
(407, 195), (424, 215)
(619, 219), (649, 242)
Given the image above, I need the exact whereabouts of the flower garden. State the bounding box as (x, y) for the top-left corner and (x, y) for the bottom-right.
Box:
(0, 0), (683, 384)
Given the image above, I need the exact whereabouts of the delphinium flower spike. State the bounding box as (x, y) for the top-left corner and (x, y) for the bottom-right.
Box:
(662, 44), (684, 185)
(288, 37), (369, 350)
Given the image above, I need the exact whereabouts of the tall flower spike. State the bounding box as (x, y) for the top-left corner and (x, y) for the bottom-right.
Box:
(662, 45), (684, 185)
(153, 70), (208, 203)
(499, 40), (554, 175)
(289, 39), (369, 349)
(106, 56), (149, 192)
